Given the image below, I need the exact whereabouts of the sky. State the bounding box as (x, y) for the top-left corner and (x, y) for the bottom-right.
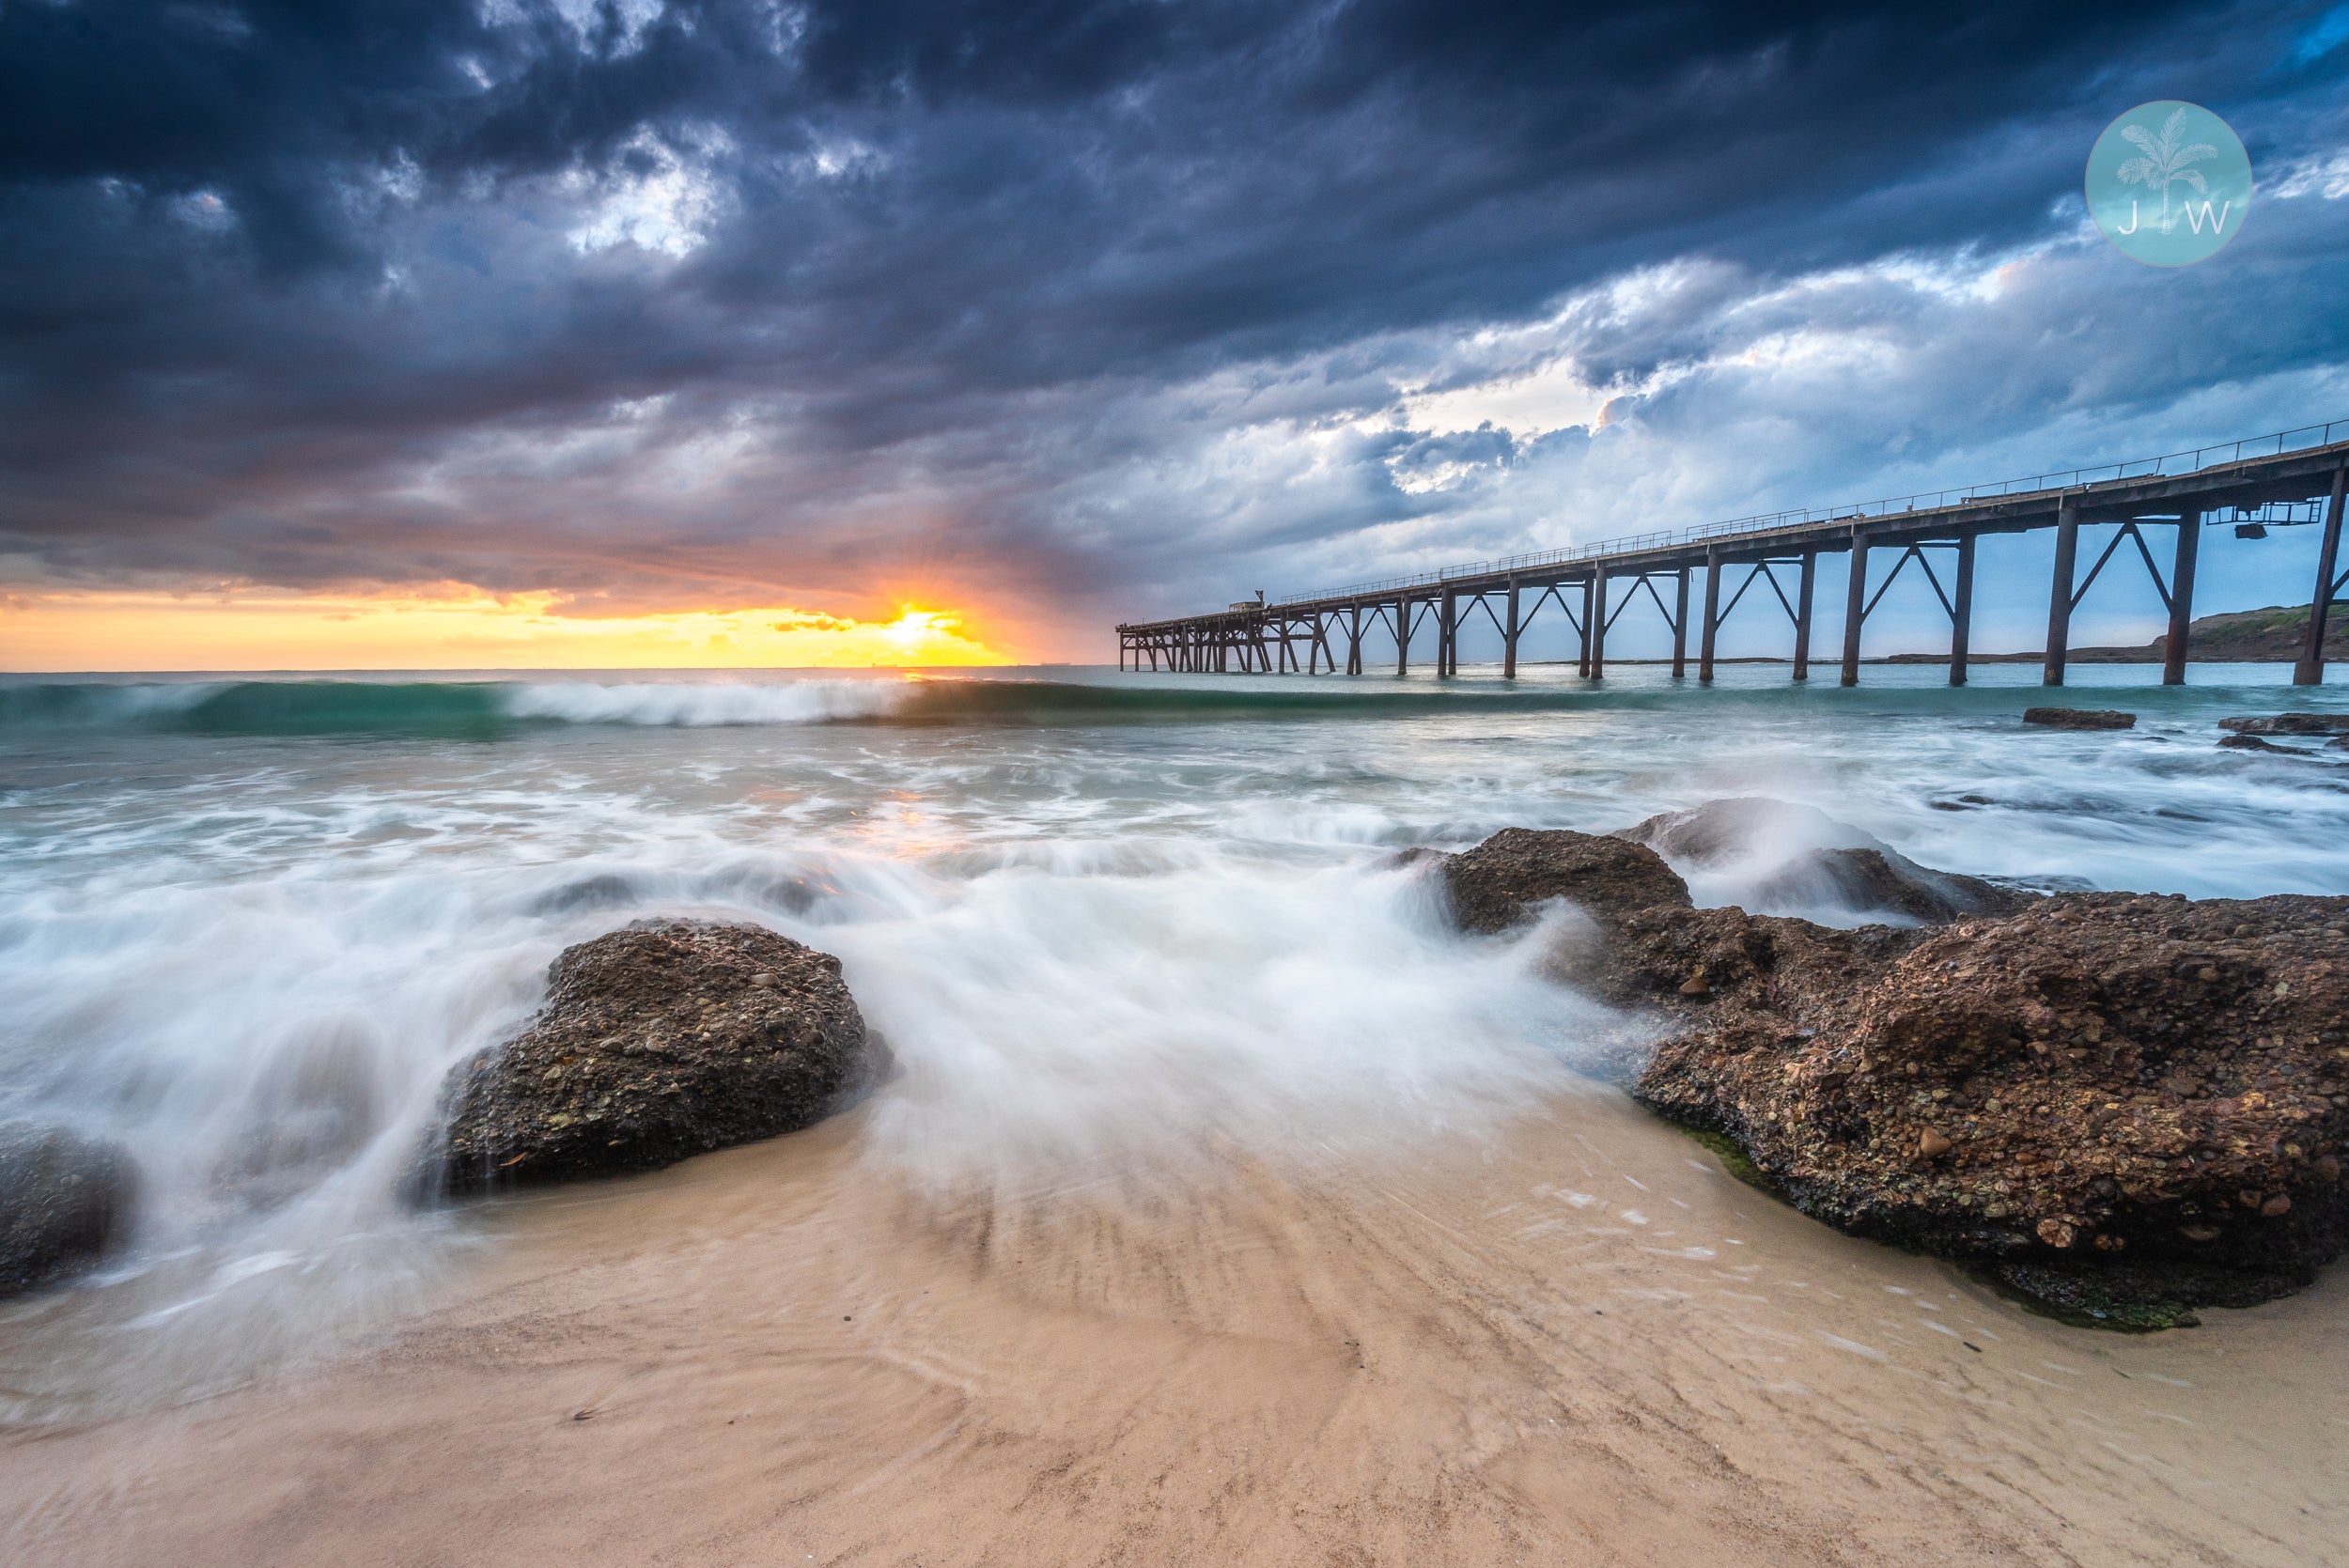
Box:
(4, 0), (2349, 670)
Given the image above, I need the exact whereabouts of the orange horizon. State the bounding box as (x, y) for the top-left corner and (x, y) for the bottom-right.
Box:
(0, 586), (1034, 674)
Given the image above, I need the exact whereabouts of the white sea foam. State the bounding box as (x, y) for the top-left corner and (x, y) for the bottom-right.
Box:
(832, 854), (1612, 1188)
(0, 814), (1604, 1417)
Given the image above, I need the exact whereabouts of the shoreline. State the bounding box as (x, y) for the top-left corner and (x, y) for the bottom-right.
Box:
(8, 1094), (2347, 1566)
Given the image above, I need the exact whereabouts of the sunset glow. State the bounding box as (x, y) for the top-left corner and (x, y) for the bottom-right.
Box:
(0, 589), (1010, 672)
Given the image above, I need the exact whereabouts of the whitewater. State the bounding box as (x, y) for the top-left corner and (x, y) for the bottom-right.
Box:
(5, 660), (2349, 1565)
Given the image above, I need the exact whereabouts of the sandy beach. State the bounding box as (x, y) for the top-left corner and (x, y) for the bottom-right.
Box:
(8, 1080), (2343, 1567)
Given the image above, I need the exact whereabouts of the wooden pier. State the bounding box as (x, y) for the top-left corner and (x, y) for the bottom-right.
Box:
(1116, 421), (2349, 687)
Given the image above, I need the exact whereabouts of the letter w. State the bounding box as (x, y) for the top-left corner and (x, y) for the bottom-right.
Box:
(2182, 200), (2232, 235)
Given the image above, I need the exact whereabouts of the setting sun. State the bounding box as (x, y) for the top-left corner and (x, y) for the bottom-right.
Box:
(0, 588), (1011, 672)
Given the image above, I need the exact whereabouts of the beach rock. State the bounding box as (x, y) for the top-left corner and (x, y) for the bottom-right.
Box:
(1635, 892), (2349, 1322)
(1616, 799), (2030, 925)
(1441, 827), (1691, 935)
(1800, 847), (2033, 924)
(2217, 733), (2314, 755)
(0, 1122), (136, 1299)
(1588, 900), (1921, 1015)
(1929, 794), (1999, 812)
(1616, 797), (1805, 866)
(427, 920), (871, 1196)
(2218, 713), (2349, 736)
(2023, 707), (2136, 731)
(1444, 821), (2349, 1319)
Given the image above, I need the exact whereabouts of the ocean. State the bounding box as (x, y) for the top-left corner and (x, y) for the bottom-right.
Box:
(3, 660), (2346, 1422)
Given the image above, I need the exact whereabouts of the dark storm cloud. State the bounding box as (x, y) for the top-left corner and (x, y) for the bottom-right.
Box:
(2, 0), (2345, 640)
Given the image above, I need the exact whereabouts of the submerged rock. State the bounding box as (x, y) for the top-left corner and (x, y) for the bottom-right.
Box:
(1438, 823), (1916, 1017)
(1803, 847), (2031, 924)
(1617, 798), (2030, 924)
(0, 1122), (136, 1299)
(2218, 712), (2349, 736)
(2023, 707), (2136, 731)
(2217, 733), (2319, 756)
(426, 920), (872, 1196)
(1441, 823), (2349, 1321)
(1440, 827), (1690, 935)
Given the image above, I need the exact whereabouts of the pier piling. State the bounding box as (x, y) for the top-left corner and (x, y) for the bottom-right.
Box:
(1591, 567), (1610, 679)
(1840, 530), (1869, 687)
(1950, 534), (1976, 687)
(2164, 512), (2201, 686)
(2043, 499), (2079, 687)
(2297, 467), (2348, 686)
(1792, 551), (1816, 680)
(1698, 551), (1721, 682)
(1503, 579), (1521, 678)
(1671, 568), (1690, 677)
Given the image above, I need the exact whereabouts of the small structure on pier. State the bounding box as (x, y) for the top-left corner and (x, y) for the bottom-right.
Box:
(1115, 421), (2349, 688)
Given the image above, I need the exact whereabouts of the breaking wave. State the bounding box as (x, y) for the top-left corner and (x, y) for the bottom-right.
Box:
(0, 675), (1613, 737)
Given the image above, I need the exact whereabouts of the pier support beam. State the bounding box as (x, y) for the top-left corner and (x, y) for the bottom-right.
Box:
(1792, 551), (1816, 680)
(1347, 604), (1363, 675)
(2295, 466), (2348, 685)
(1395, 598), (1409, 675)
(1578, 578), (1595, 676)
(1949, 534), (1976, 687)
(1590, 567), (1610, 679)
(1502, 578), (1521, 678)
(1439, 589), (1457, 676)
(2164, 512), (2201, 686)
(1671, 568), (1690, 677)
(1840, 531), (1869, 687)
(2043, 500), (2079, 686)
(1503, 575), (1522, 675)
(1698, 551), (1721, 683)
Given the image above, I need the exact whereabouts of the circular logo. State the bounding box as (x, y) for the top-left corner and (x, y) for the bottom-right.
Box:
(2087, 101), (2252, 266)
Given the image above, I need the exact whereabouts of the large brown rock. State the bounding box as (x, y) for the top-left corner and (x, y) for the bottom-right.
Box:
(1439, 824), (2349, 1322)
(2219, 712), (2349, 736)
(1634, 893), (2349, 1323)
(1441, 828), (1692, 935)
(0, 1122), (135, 1299)
(427, 920), (871, 1196)
(2023, 707), (2136, 731)
(1616, 799), (2030, 924)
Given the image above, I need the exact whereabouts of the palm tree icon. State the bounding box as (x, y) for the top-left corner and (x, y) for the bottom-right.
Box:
(2114, 106), (2218, 234)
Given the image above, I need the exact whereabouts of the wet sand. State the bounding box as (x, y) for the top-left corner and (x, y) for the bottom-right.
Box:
(5, 1085), (2346, 1566)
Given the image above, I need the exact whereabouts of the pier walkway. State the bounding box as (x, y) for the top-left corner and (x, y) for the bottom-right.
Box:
(1115, 420), (2349, 687)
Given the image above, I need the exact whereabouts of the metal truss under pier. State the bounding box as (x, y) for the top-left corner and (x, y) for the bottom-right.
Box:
(1115, 422), (2349, 688)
